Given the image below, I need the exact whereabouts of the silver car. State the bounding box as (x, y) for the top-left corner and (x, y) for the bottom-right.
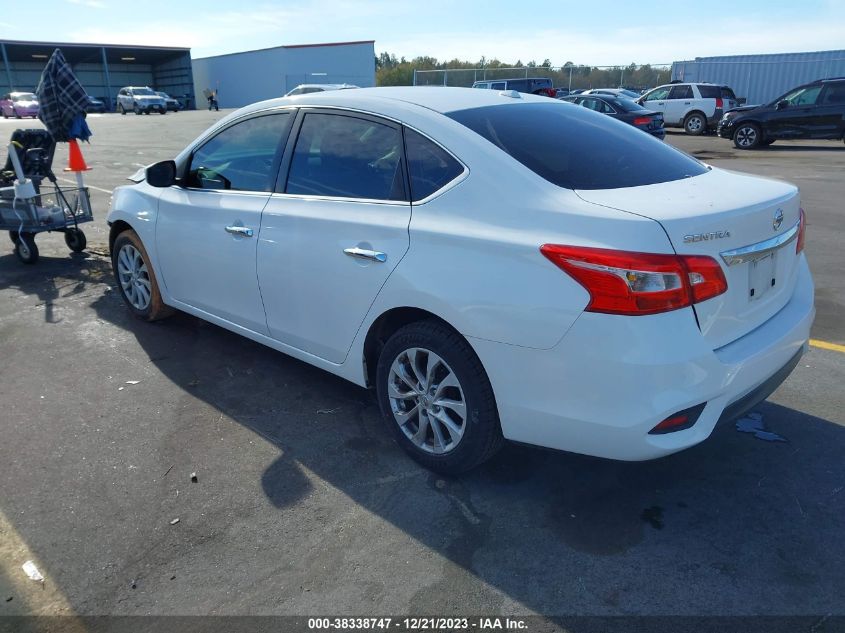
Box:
(116, 86), (167, 115)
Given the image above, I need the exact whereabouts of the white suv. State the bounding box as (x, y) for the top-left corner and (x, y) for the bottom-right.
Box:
(116, 86), (167, 115)
(639, 83), (738, 135)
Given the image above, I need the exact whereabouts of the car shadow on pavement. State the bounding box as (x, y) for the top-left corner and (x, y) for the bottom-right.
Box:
(0, 252), (111, 324)
(80, 282), (845, 617)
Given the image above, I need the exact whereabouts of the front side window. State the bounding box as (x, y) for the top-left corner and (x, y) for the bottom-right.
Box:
(781, 86), (822, 106)
(644, 87), (670, 101)
(404, 128), (464, 201)
(187, 113), (292, 192)
(447, 102), (708, 190)
(286, 113), (405, 201)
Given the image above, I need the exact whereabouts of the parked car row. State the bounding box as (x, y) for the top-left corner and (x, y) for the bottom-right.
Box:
(560, 94), (665, 139)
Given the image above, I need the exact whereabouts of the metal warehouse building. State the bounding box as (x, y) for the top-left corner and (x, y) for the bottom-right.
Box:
(0, 39), (195, 111)
(191, 41), (376, 109)
(672, 49), (845, 105)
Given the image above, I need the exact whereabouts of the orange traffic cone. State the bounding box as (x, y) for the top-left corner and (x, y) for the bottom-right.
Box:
(65, 139), (91, 172)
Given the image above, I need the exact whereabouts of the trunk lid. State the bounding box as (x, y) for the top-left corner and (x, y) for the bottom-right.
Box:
(576, 168), (802, 349)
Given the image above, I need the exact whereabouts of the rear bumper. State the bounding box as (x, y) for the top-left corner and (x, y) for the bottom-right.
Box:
(470, 257), (814, 461)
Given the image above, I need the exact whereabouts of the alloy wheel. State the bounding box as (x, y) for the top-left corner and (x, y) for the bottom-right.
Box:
(736, 126), (758, 148)
(116, 244), (152, 310)
(387, 347), (467, 454)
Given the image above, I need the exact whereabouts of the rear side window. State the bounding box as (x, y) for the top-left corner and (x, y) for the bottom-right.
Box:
(188, 113), (292, 192)
(822, 83), (845, 104)
(404, 128), (464, 201)
(447, 102), (708, 190)
(697, 85), (719, 99)
(721, 87), (736, 100)
(286, 113), (405, 201)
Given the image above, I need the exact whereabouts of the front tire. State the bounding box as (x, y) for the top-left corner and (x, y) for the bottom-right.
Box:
(111, 230), (173, 321)
(14, 233), (38, 264)
(734, 123), (761, 149)
(376, 320), (503, 474)
(684, 111), (707, 135)
(118, 104), (126, 115)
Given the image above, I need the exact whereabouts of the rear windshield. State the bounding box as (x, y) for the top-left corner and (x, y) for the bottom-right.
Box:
(609, 97), (646, 112)
(447, 102), (707, 190)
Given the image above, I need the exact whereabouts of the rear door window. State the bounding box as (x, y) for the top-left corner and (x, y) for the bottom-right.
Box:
(490, 82), (506, 90)
(669, 85), (693, 99)
(447, 102), (707, 190)
(404, 128), (464, 201)
(821, 83), (845, 104)
(285, 112), (406, 201)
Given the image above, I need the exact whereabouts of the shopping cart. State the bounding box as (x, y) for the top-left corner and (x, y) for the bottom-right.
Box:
(0, 129), (93, 264)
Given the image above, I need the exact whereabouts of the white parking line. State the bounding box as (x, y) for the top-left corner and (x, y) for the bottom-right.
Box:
(57, 177), (112, 195)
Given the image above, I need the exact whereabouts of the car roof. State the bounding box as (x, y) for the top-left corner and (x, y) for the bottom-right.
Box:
(250, 86), (553, 116)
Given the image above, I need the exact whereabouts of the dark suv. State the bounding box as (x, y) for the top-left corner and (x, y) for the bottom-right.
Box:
(718, 77), (845, 149)
(472, 77), (556, 97)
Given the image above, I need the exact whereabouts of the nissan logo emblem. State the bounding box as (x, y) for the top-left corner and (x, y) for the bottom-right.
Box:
(773, 209), (784, 231)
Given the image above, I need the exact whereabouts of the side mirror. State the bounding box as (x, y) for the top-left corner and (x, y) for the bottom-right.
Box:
(146, 160), (176, 188)
(776, 100), (789, 110)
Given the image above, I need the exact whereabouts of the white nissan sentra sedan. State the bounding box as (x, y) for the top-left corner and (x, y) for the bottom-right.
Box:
(107, 87), (814, 473)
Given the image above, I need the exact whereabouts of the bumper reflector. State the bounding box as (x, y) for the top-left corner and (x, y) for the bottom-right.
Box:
(648, 403), (706, 435)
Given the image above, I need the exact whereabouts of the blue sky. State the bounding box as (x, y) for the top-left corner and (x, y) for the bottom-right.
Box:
(2, 0), (844, 65)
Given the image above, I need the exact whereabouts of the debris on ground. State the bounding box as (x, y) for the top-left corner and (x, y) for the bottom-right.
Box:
(187, 380), (200, 388)
(5, 596), (12, 602)
(22, 561), (44, 583)
(735, 412), (787, 442)
(317, 407), (341, 414)
(162, 465), (174, 479)
(125, 380), (140, 385)
(190, 472), (198, 483)
(130, 580), (137, 590)
(170, 518), (180, 525)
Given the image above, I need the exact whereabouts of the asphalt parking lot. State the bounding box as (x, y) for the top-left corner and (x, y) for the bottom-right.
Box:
(1, 111), (843, 629)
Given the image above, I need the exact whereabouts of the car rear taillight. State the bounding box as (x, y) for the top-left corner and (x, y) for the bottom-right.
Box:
(715, 97), (723, 108)
(796, 207), (806, 254)
(543, 88), (556, 97)
(633, 116), (653, 126)
(539, 245), (728, 316)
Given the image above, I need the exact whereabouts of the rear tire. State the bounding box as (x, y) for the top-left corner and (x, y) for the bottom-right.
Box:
(376, 320), (504, 474)
(111, 229), (173, 321)
(65, 228), (87, 252)
(734, 123), (761, 149)
(684, 111), (707, 135)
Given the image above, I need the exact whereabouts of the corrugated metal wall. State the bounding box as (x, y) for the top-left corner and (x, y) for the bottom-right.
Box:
(672, 50), (845, 105)
(192, 42), (376, 109)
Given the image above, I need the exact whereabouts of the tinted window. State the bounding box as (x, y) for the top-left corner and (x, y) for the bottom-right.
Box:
(447, 103), (708, 190)
(822, 83), (845, 104)
(491, 82), (506, 90)
(697, 85), (718, 98)
(188, 113), (291, 192)
(404, 129), (463, 201)
(721, 87), (737, 100)
(286, 113), (405, 201)
(506, 80), (528, 92)
(669, 85), (693, 99)
(612, 98), (646, 112)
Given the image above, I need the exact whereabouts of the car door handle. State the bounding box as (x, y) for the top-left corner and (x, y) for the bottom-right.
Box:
(344, 247), (386, 263)
(225, 225), (254, 237)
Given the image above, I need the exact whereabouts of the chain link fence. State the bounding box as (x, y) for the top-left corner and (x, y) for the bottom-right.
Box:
(413, 64), (672, 91)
